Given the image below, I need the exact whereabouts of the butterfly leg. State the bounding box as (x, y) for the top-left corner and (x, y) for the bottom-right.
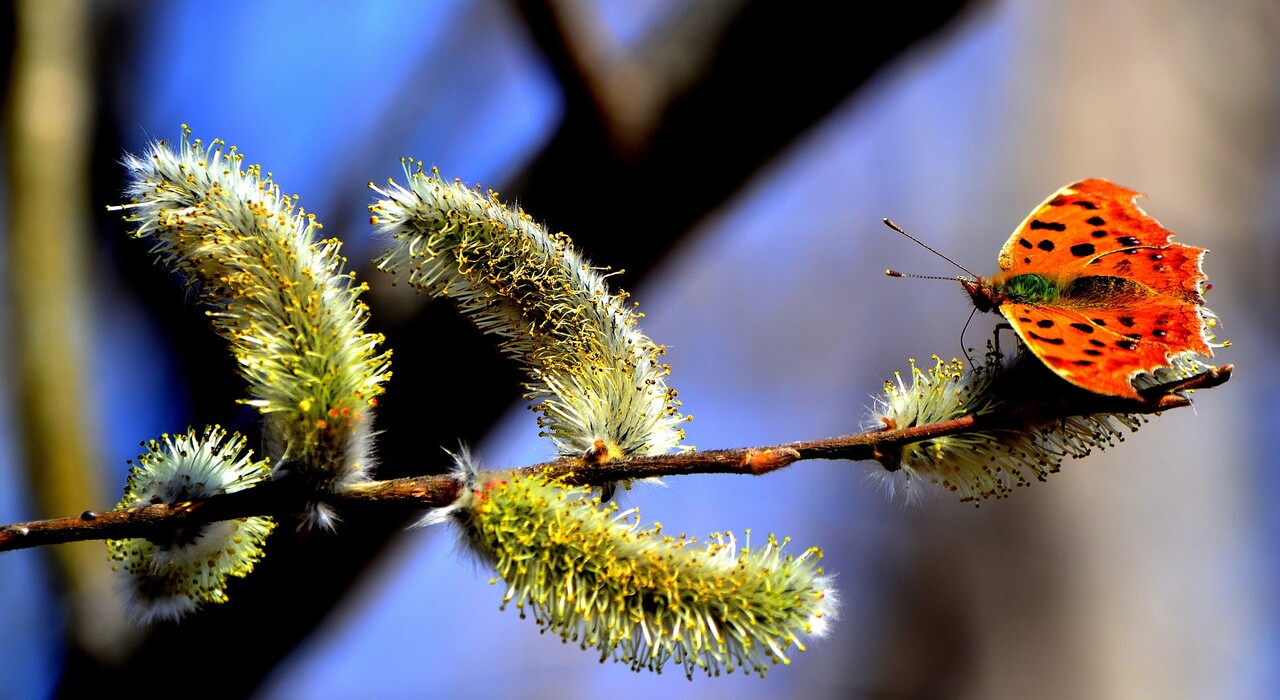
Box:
(960, 307), (983, 370)
(990, 321), (1022, 366)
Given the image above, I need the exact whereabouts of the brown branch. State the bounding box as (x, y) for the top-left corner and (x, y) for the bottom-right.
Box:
(0, 364), (1231, 553)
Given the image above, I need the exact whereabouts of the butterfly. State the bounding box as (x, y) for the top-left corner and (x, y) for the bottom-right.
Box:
(956, 179), (1214, 399)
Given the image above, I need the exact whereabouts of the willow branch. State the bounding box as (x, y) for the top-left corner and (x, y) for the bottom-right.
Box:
(0, 365), (1231, 553)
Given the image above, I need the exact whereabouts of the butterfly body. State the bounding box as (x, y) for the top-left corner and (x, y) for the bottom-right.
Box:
(964, 179), (1213, 400)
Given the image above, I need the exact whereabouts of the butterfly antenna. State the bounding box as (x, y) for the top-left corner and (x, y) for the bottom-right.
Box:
(884, 270), (969, 282)
(882, 218), (979, 278)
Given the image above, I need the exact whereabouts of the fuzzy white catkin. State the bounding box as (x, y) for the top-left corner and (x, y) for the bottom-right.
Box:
(107, 426), (275, 623)
(869, 354), (1150, 502)
(445, 459), (838, 678)
(371, 164), (687, 460)
(114, 129), (390, 527)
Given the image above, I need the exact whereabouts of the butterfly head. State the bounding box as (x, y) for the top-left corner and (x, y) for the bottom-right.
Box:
(960, 277), (999, 313)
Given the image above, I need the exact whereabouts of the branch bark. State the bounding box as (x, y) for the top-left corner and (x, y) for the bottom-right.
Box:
(0, 364), (1230, 553)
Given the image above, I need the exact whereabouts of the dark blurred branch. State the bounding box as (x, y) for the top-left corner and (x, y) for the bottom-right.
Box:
(511, 0), (973, 276)
(522, 0), (746, 158)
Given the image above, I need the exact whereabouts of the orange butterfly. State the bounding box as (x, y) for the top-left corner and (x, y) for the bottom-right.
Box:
(895, 179), (1214, 399)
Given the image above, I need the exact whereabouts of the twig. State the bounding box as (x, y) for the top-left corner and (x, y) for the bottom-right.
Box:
(0, 365), (1231, 553)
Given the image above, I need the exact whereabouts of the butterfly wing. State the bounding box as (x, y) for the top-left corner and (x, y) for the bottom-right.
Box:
(997, 179), (1207, 301)
(1000, 299), (1211, 399)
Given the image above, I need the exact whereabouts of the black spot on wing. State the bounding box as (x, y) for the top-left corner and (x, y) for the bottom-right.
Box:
(1086, 216), (1106, 226)
(1036, 319), (1054, 328)
(1116, 235), (1141, 246)
(1070, 323), (1094, 334)
(1070, 243), (1096, 257)
(1019, 237), (1033, 249)
(1037, 239), (1055, 251)
(1072, 200), (1099, 210)
(1116, 339), (1138, 351)
(1028, 331), (1065, 345)
(1118, 316), (1135, 327)
(1030, 220), (1067, 232)
(1091, 230), (1107, 238)
(1089, 339), (1105, 347)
